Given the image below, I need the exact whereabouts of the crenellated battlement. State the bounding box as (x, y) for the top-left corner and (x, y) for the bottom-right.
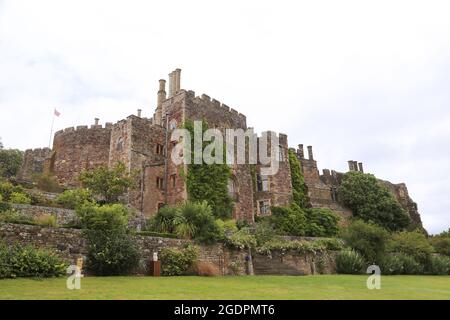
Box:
(54, 122), (113, 138)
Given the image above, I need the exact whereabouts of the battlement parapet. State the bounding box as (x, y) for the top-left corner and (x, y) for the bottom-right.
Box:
(54, 123), (113, 138)
(192, 93), (247, 122)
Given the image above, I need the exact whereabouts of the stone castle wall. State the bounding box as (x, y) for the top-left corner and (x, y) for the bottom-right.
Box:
(17, 148), (52, 181)
(52, 124), (112, 186)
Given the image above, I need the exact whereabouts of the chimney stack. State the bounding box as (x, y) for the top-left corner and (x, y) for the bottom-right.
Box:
(307, 146), (314, 160)
(348, 160), (355, 171)
(94, 118), (99, 126)
(174, 68), (181, 93)
(137, 109), (142, 118)
(358, 162), (364, 173)
(298, 144), (304, 159)
(168, 71), (174, 97)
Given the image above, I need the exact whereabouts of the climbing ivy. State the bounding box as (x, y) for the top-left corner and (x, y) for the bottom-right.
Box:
(288, 149), (309, 209)
(184, 120), (234, 219)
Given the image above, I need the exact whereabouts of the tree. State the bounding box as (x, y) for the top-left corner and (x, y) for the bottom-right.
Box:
(78, 163), (134, 203)
(0, 148), (23, 178)
(341, 220), (389, 263)
(338, 171), (411, 231)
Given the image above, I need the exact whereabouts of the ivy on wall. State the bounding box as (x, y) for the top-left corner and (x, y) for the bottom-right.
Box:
(288, 149), (309, 209)
(184, 120), (234, 219)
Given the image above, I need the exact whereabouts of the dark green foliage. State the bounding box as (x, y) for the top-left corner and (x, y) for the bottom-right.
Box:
(426, 255), (450, 275)
(305, 208), (340, 237)
(150, 205), (178, 233)
(430, 229), (450, 257)
(77, 203), (140, 276)
(79, 162), (134, 204)
(378, 253), (424, 275)
(160, 244), (199, 276)
(184, 120), (234, 219)
(270, 204), (307, 236)
(0, 241), (67, 279)
(84, 229), (140, 276)
(338, 171), (411, 231)
(0, 202), (11, 213)
(335, 250), (364, 274)
(388, 231), (433, 265)
(0, 149), (23, 178)
(56, 188), (94, 209)
(341, 220), (389, 263)
(0, 181), (25, 202)
(288, 149), (309, 208)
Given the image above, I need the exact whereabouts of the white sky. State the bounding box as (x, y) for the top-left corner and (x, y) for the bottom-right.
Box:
(0, 0), (449, 234)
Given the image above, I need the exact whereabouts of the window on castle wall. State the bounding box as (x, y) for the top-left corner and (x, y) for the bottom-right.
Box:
(171, 174), (176, 188)
(228, 178), (238, 200)
(258, 200), (271, 215)
(116, 137), (124, 151)
(257, 174), (269, 192)
(156, 177), (164, 190)
(156, 144), (164, 155)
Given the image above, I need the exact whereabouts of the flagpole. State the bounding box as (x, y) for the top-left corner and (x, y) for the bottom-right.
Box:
(48, 111), (55, 149)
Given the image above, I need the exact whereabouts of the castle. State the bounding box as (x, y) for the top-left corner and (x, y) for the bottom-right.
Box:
(17, 69), (423, 227)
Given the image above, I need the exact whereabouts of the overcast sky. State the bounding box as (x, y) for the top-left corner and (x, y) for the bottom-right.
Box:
(1, 0), (449, 234)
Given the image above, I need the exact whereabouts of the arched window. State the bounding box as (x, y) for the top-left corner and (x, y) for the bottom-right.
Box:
(228, 177), (238, 200)
(116, 137), (124, 151)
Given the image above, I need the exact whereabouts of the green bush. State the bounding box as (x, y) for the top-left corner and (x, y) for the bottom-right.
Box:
(85, 229), (140, 276)
(378, 254), (405, 275)
(426, 255), (450, 275)
(35, 174), (63, 193)
(0, 149), (23, 178)
(305, 208), (340, 237)
(35, 214), (58, 228)
(216, 219), (238, 240)
(430, 236), (450, 257)
(341, 220), (389, 263)
(270, 204), (308, 237)
(76, 203), (129, 231)
(0, 241), (67, 279)
(160, 244), (199, 276)
(227, 227), (257, 250)
(398, 253), (424, 275)
(0, 181), (25, 202)
(56, 188), (94, 209)
(151, 205), (178, 233)
(388, 231), (433, 265)
(338, 171), (411, 231)
(335, 250), (364, 274)
(174, 201), (220, 244)
(0, 201), (11, 212)
(9, 192), (32, 204)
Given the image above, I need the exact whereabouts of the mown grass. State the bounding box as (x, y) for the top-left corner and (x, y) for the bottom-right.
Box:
(0, 275), (449, 300)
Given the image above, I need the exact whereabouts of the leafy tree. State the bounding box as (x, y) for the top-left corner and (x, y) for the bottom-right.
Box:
(388, 231), (433, 264)
(76, 203), (129, 231)
(269, 204), (308, 237)
(288, 149), (309, 208)
(0, 148), (23, 178)
(305, 208), (340, 237)
(341, 220), (389, 263)
(56, 188), (94, 209)
(184, 120), (234, 219)
(338, 171), (411, 231)
(79, 162), (134, 203)
(430, 228), (450, 257)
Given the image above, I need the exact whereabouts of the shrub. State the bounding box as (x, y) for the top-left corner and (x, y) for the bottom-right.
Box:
(35, 174), (63, 193)
(0, 241), (67, 279)
(9, 192), (32, 204)
(398, 254), (424, 275)
(78, 162), (135, 204)
(85, 229), (140, 276)
(194, 261), (220, 276)
(216, 219), (238, 240)
(226, 227), (257, 250)
(174, 201), (220, 244)
(378, 254), (405, 275)
(430, 236), (450, 257)
(254, 221), (275, 246)
(0, 181), (19, 201)
(35, 214), (58, 228)
(305, 208), (340, 237)
(160, 244), (199, 276)
(341, 220), (389, 263)
(56, 188), (94, 209)
(0, 149), (23, 178)
(270, 204), (308, 237)
(338, 171), (411, 231)
(335, 250), (365, 274)
(426, 255), (450, 275)
(151, 205), (178, 233)
(0, 201), (11, 213)
(388, 231), (433, 265)
(76, 203), (129, 231)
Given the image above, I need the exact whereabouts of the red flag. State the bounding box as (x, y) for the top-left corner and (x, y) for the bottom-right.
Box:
(54, 109), (61, 117)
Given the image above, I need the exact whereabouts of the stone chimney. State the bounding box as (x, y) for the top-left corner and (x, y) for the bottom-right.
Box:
(297, 144), (304, 159)
(358, 162), (364, 173)
(94, 118), (99, 125)
(348, 160), (355, 171)
(137, 109), (142, 118)
(168, 69), (181, 97)
(307, 146), (314, 160)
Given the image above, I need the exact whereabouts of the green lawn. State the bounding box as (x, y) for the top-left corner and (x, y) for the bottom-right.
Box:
(0, 275), (449, 300)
